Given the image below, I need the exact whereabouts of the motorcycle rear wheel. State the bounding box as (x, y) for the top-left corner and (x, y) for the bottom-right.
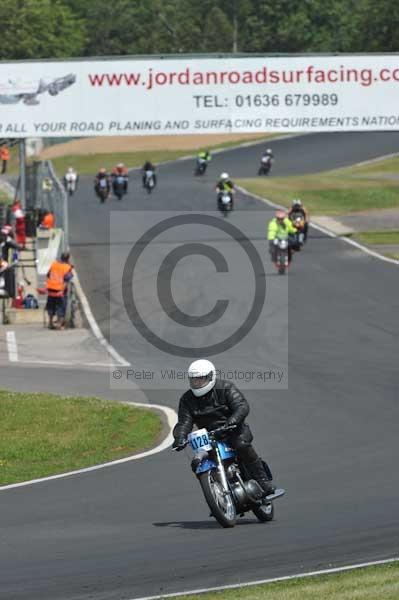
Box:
(198, 470), (236, 528)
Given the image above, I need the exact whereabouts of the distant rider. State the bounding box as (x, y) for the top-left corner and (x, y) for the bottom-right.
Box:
(142, 160), (157, 188)
(216, 172), (235, 194)
(94, 167), (111, 198)
(172, 359), (276, 497)
(196, 149), (211, 173)
(111, 162), (129, 193)
(267, 210), (297, 263)
(288, 198), (309, 241)
(63, 166), (78, 191)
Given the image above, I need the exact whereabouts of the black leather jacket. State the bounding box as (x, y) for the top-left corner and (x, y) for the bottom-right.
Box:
(173, 379), (249, 442)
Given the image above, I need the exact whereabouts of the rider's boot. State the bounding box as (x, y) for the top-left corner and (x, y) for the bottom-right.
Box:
(247, 458), (275, 496)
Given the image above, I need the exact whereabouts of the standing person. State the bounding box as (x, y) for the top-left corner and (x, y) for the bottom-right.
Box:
(0, 257), (8, 274)
(0, 225), (21, 262)
(1, 145), (10, 174)
(173, 360), (276, 497)
(11, 200), (26, 249)
(45, 252), (73, 330)
(40, 211), (56, 229)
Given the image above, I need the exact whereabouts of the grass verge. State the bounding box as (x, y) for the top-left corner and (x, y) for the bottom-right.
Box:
(237, 158), (399, 216)
(0, 188), (12, 203)
(50, 150), (192, 176)
(0, 390), (163, 485)
(166, 562), (399, 600)
(346, 230), (399, 245)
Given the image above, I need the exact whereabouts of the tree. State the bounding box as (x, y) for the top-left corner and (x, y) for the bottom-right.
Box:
(351, 0), (399, 51)
(0, 0), (86, 60)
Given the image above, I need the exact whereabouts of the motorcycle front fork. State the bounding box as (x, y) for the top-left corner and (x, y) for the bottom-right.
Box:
(215, 449), (231, 496)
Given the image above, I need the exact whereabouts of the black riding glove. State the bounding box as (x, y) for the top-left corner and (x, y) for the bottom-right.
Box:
(172, 438), (185, 451)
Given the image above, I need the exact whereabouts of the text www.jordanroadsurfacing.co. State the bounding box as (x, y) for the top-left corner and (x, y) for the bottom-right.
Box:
(88, 65), (399, 90)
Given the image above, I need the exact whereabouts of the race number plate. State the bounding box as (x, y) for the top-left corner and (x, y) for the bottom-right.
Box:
(188, 428), (212, 452)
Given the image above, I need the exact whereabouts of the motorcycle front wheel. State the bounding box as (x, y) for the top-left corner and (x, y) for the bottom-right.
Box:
(198, 470), (236, 528)
(253, 501), (274, 522)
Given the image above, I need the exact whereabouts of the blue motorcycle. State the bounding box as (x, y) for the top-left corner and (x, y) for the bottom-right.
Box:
(178, 425), (285, 528)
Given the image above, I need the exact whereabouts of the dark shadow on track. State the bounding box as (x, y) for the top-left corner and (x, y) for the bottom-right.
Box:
(153, 519), (262, 529)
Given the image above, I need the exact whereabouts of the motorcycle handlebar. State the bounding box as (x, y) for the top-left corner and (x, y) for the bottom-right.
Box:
(172, 424), (237, 450)
(209, 424), (237, 435)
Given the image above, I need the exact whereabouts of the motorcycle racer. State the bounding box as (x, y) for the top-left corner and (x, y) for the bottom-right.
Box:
(111, 162), (129, 193)
(173, 359), (275, 497)
(288, 199), (309, 241)
(267, 210), (297, 263)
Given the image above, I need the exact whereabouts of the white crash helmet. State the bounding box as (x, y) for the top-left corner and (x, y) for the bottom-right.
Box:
(220, 172), (229, 181)
(117, 162), (124, 169)
(67, 166), (74, 173)
(188, 359), (216, 397)
(292, 198), (302, 207)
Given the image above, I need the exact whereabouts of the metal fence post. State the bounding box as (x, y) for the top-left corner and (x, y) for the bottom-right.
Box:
(19, 139), (26, 210)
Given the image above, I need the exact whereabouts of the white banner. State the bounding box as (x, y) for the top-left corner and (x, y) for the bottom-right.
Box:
(1, 55), (399, 136)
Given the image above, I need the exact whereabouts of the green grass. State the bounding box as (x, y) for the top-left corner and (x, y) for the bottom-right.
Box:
(344, 155), (399, 176)
(385, 253), (399, 260)
(0, 390), (163, 484)
(50, 150), (193, 176)
(238, 166), (399, 215)
(237, 153), (399, 216)
(347, 230), (399, 245)
(0, 189), (12, 203)
(167, 562), (399, 600)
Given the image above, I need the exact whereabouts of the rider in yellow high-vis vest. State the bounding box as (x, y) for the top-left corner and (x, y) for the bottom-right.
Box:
(267, 210), (297, 262)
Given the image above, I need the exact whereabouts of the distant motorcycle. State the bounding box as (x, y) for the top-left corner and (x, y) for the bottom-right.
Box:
(217, 190), (233, 217)
(258, 156), (273, 176)
(113, 175), (127, 200)
(144, 170), (156, 193)
(272, 235), (290, 275)
(195, 158), (208, 176)
(175, 425), (284, 529)
(63, 175), (78, 197)
(95, 179), (109, 204)
(289, 211), (306, 250)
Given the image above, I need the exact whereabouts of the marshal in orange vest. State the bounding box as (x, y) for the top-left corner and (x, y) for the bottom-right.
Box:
(46, 261), (72, 297)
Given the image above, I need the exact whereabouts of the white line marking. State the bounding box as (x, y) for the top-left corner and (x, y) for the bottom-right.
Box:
(71, 271), (130, 366)
(6, 331), (18, 362)
(0, 402), (177, 492)
(131, 557), (399, 600)
(15, 359), (124, 368)
(237, 185), (399, 266)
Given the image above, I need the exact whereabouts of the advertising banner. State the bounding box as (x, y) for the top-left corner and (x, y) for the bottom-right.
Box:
(1, 54), (399, 136)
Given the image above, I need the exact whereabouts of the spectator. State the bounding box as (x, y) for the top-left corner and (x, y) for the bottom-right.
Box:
(40, 211), (55, 229)
(1, 225), (21, 262)
(0, 257), (8, 274)
(11, 200), (26, 249)
(0, 145), (10, 174)
(45, 252), (73, 330)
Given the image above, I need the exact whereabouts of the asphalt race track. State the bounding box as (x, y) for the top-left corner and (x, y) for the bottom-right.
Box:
(1, 132), (399, 600)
